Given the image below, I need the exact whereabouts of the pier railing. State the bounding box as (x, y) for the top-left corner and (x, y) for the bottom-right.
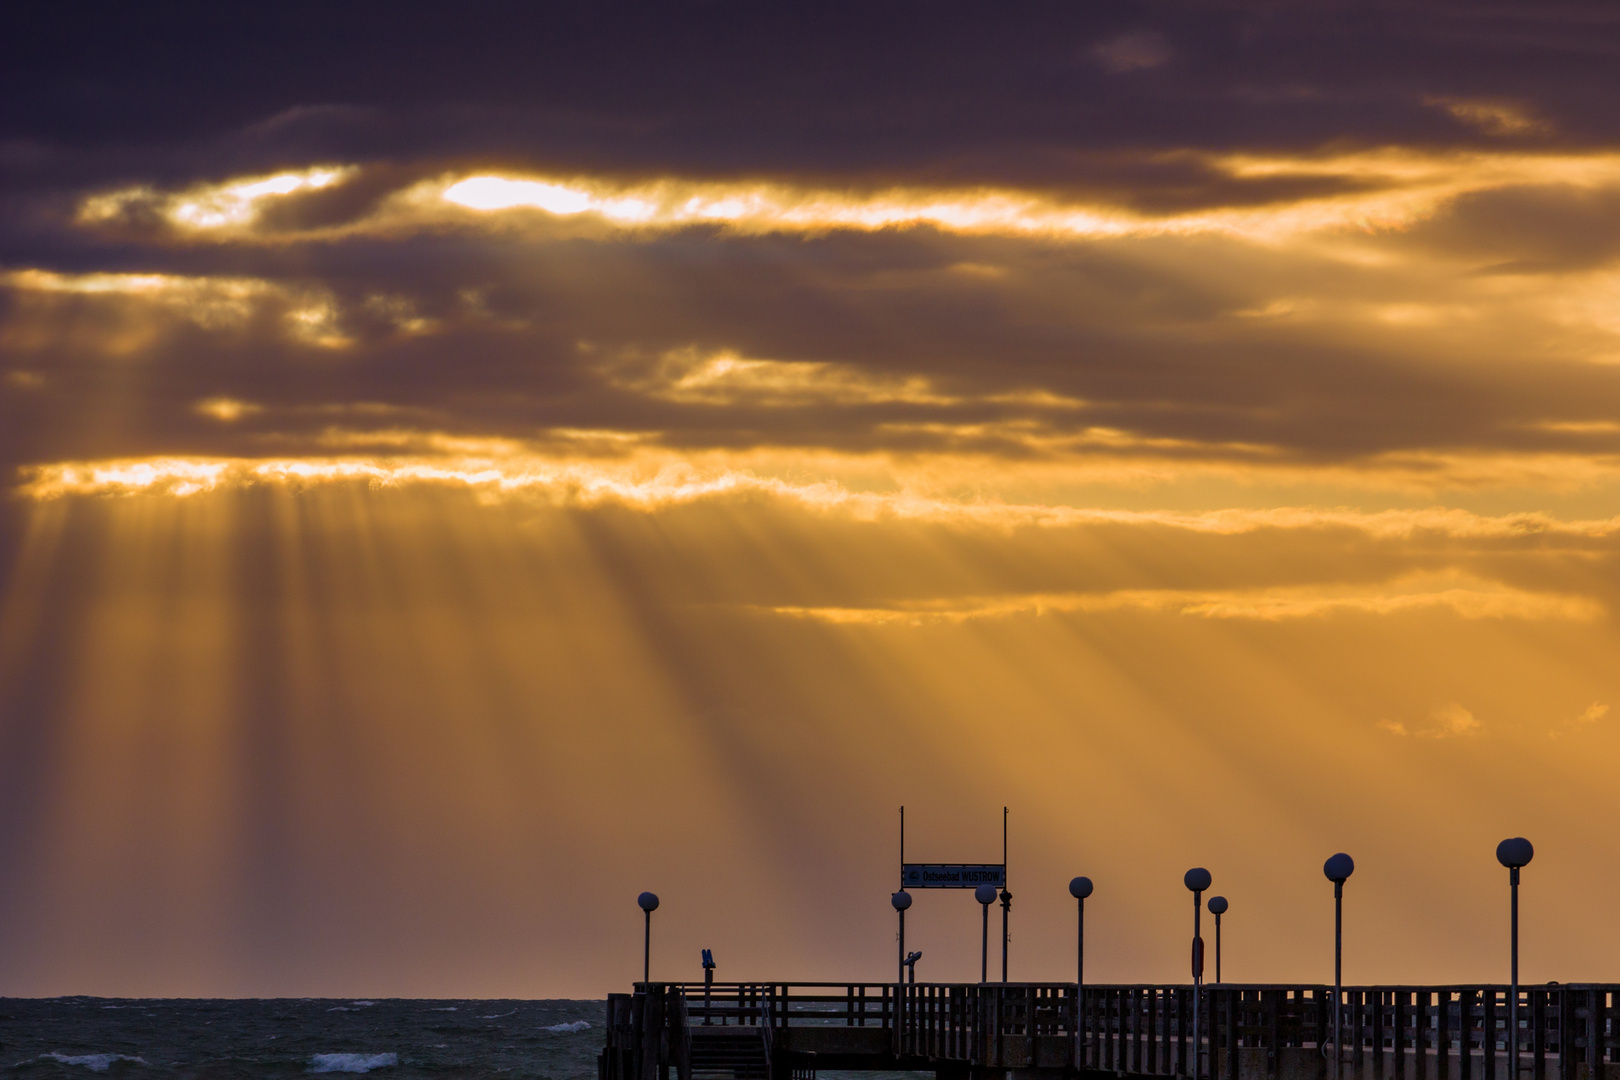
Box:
(602, 982), (1620, 1080)
(1080, 984), (1618, 1080)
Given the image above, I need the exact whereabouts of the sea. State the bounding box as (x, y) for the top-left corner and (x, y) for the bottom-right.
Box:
(0, 998), (603, 1080)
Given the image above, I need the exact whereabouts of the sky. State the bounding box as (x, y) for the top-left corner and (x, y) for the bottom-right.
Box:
(2, 1), (1620, 998)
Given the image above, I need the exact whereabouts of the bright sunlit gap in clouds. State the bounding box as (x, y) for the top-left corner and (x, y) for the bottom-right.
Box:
(14, 450), (1616, 633)
(764, 571), (1603, 625)
(68, 148), (1620, 244)
(424, 151), (1620, 239)
(25, 449), (1620, 543)
(1, 268), (351, 348)
(78, 166), (353, 230)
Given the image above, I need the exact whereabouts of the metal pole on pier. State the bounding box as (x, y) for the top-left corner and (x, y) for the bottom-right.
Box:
(1185, 868), (1211, 1080)
(999, 888), (1012, 981)
(1001, 807), (1009, 982)
(637, 891), (660, 985)
(893, 889), (912, 985)
(1208, 897), (1228, 983)
(896, 806), (910, 988)
(976, 883), (997, 983)
(1069, 876), (1093, 988)
(1497, 838), (1534, 1078)
(1069, 876), (1093, 1069)
(1324, 854), (1355, 1080)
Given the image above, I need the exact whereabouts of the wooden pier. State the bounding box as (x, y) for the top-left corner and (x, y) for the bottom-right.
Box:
(600, 982), (1620, 1080)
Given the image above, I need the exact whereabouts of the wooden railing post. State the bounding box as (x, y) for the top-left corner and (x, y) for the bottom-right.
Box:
(1374, 990), (1385, 1080)
(906, 982), (913, 1059)
(1180, 986), (1191, 1078)
(1486, 988), (1498, 1080)
(1265, 989), (1280, 1080)
(1438, 990), (1451, 1080)
(1395, 990), (1407, 1080)
(1095, 986), (1103, 1070)
(1533, 987), (1547, 1080)
(1147, 987), (1159, 1075)
(1318, 989), (1330, 1076)
(1419, 991), (1430, 1080)
(672, 992), (692, 1080)
(1467, 988), (1481, 1080)
(1558, 986), (1573, 1080)
(1071, 984), (1080, 1071)
(1354, 989), (1364, 1076)
(1227, 988), (1239, 1080)
(639, 985), (663, 1080)
(1586, 988), (1602, 1080)
(981, 984), (993, 1067)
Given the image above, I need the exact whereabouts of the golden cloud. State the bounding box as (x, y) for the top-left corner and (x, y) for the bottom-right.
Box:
(1379, 703), (1484, 738)
(1428, 97), (1550, 137)
(604, 346), (964, 407)
(766, 573), (1601, 626)
(17, 448), (1620, 550)
(193, 397), (263, 422)
(77, 166), (353, 233)
(0, 268), (350, 349)
(68, 149), (1620, 246)
(425, 152), (1620, 241)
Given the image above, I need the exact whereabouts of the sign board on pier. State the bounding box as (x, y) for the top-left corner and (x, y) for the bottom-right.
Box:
(902, 863), (1006, 888)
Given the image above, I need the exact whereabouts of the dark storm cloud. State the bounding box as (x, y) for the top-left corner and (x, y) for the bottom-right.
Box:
(1401, 184), (1620, 271)
(6, 214), (1620, 476)
(6, 1), (1620, 488)
(7, 3), (1620, 179)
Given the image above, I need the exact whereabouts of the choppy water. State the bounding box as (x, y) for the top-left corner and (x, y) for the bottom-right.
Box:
(0, 999), (602, 1080)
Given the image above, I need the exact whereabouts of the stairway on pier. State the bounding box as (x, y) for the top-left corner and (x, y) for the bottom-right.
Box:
(692, 1025), (771, 1080)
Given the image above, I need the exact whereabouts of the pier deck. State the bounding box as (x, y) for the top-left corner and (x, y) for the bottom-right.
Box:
(600, 982), (1620, 1080)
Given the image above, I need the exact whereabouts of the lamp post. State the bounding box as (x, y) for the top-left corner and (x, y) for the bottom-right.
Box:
(637, 891), (660, 985)
(1323, 854), (1355, 1080)
(1185, 868), (1212, 1080)
(892, 890), (913, 986)
(1070, 876), (1094, 1070)
(1497, 837), (1534, 1077)
(975, 883), (998, 983)
(1207, 897), (1228, 984)
(1069, 877), (1094, 990)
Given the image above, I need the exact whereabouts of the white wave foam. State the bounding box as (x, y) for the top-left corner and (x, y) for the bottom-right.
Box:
(543, 1021), (590, 1033)
(39, 1054), (147, 1072)
(308, 1053), (398, 1074)
(350, 1001), (377, 1007)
